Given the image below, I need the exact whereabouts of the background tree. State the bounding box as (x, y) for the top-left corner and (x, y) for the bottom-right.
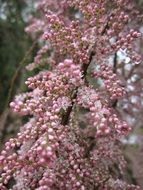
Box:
(0, 0), (38, 144)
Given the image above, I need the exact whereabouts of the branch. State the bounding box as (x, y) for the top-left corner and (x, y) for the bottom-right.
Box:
(61, 51), (95, 126)
(111, 52), (118, 108)
(113, 52), (117, 74)
(94, 177), (110, 190)
(61, 17), (110, 126)
(61, 87), (78, 125)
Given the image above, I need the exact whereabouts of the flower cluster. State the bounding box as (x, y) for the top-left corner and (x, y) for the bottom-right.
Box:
(44, 12), (89, 64)
(77, 86), (129, 137)
(0, 0), (142, 189)
(93, 63), (126, 100)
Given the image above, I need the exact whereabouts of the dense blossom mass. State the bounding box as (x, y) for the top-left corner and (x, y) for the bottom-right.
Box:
(0, 0), (143, 189)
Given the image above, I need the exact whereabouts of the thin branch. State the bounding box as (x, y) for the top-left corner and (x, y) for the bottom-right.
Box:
(0, 39), (38, 145)
(94, 177), (110, 190)
(5, 39), (38, 109)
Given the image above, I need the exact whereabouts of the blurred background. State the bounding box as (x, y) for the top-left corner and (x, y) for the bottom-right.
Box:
(0, 0), (143, 188)
(0, 0), (38, 144)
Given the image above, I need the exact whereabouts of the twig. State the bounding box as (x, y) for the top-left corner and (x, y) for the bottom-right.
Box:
(0, 39), (37, 145)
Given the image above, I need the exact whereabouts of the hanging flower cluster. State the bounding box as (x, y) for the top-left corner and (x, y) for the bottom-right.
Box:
(0, 0), (142, 189)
